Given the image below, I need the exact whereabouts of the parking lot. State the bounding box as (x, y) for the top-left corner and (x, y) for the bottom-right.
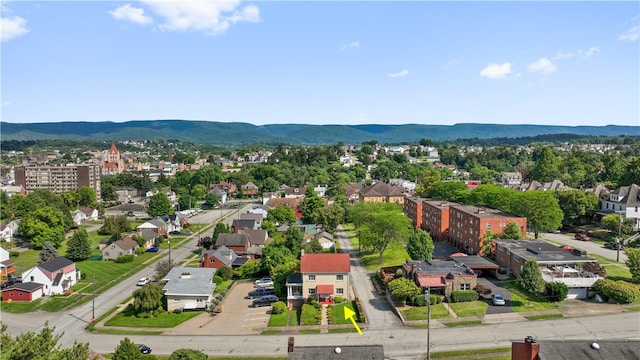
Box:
(165, 281), (272, 335)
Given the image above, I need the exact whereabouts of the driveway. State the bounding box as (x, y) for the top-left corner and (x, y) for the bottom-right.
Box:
(165, 281), (270, 335)
(538, 232), (628, 262)
(477, 277), (513, 314)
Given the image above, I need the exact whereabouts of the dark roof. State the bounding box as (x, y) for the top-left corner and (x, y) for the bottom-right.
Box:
(538, 339), (640, 360)
(233, 219), (256, 230)
(450, 255), (499, 269)
(450, 204), (524, 219)
(405, 259), (475, 276)
(216, 233), (251, 247)
(52, 272), (64, 286)
(286, 273), (303, 285)
(495, 239), (593, 264)
(38, 257), (74, 272)
(4, 282), (44, 292)
(288, 345), (385, 360)
(359, 182), (405, 197)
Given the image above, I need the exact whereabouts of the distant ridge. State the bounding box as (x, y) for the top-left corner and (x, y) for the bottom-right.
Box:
(1, 120), (637, 146)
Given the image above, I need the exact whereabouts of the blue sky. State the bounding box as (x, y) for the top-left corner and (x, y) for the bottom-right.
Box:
(1, 1), (639, 126)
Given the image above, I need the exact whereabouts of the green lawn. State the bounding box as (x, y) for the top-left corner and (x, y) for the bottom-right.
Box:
(104, 307), (201, 328)
(360, 245), (410, 271)
(525, 313), (563, 321)
(502, 281), (557, 312)
(443, 320), (482, 327)
(448, 300), (489, 317)
(329, 302), (357, 324)
(401, 304), (451, 320)
(215, 280), (233, 294)
(300, 304), (320, 325)
(267, 308), (289, 327)
(431, 347), (511, 359)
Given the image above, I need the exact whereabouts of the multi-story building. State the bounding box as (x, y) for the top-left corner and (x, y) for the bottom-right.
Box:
(359, 182), (406, 205)
(422, 199), (461, 242)
(448, 205), (527, 255)
(103, 143), (124, 176)
(14, 164), (101, 201)
(600, 183), (640, 230)
(403, 196), (425, 229)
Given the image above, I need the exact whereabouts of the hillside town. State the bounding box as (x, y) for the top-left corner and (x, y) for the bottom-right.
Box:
(1, 138), (639, 359)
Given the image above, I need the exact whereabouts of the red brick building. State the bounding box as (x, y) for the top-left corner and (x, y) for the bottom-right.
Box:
(403, 196), (425, 229)
(422, 199), (460, 242)
(448, 205), (527, 255)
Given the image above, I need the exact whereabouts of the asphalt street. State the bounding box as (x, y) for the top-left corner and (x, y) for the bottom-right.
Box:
(538, 232), (628, 262)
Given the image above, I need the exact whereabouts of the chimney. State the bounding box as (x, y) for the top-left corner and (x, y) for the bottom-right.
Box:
(301, 249), (305, 257)
(512, 336), (539, 360)
(288, 336), (294, 353)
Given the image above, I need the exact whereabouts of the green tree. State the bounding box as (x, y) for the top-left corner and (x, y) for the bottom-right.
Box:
(553, 189), (599, 226)
(479, 230), (497, 258)
(153, 259), (174, 282)
(300, 187), (324, 224)
(76, 186), (96, 207)
(38, 241), (59, 264)
(624, 248), (640, 283)
(531, 146), (560, 182)
(0, 322), (90, 360)
(350, 202), (412, 263)
(545, 282), (569, 302)
(66, 228), (91, 261)
(406, 229), (434, 261)
(132, 284), (164, 314)
(601, 214), (635, 235)
(205, 192), (219, 207)
(313, 203), (345, 234)
(261, 239), (296, 275)
(514, 191), (563, 239)
(284, 226), (303, 258)
(425, 181), (469, 203)
(113, 337), (142, 360)
(415, 168), (441, 196)
(266, 205), (297, 225)
(518, 259), (545, 294)
(169, 349), (207, 360)
(190, 184), (207, 200)
(388, 277), (421, 305)
(147, 193), (173, 217)
(501, 222), (523, 240)
(212, 222), (230, 242)
(217, 265), (233, 281)
(19, 206), (67, 248)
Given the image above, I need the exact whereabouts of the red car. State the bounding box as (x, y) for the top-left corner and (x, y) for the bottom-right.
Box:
(575, 233), (590, 241)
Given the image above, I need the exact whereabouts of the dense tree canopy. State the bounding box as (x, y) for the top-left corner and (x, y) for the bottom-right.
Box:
(513, 191), (563, 238)
(147, 193), (173, 217)
(19, 206), (67, 248)
(406, 229), (434, 261)
(0, 322), (91, 360)
(66, 228), (91, 261)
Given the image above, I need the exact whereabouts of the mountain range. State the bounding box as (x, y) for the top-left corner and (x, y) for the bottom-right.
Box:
(1, 120), (637, 146)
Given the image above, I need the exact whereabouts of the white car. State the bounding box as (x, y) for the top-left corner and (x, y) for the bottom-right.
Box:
(255, 278), (274, 288)
(136, 277), (151, 286)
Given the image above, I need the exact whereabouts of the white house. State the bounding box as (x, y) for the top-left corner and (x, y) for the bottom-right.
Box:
(601, 184), (640, 230)
(20, 257), (78, 296)
(162, 267), (217, 312)
(0, 220), (19, 242)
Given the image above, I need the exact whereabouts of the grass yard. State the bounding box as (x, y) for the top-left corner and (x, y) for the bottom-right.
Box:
(329, 302), (357, 324)
(300, 303), (320, 325)
(215, 280), (233, 294)
(431, 347), (511, 359)
(401, 304), (451, 320)
(525, 313), (563, 321)
(443, 320), (482, 327)
(268, 308), (289, 327)
(360, 244), (410, 271)
(328, 328), (359, 333)
(448, 300), (489, 317)
(502, 281), (558, 312)
(589, 254), (634, 282)
(104, 307), (201, 328)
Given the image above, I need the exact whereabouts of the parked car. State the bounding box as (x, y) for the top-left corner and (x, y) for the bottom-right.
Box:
(575, 233), (590, 241)
(146, 247), (159, 253)
(255, 278), (274, 288)
(605, 241), (623, 250)
(183, 230), (193, 235)
(170, 230), (181, 235)
(138, 344), (152, 354)
(492, 293), (506, 306)
(136, 277), (151, 286)
(126, 211), (135, 217)
(251, 295), (278, 307)
(246, 287), (276, 299)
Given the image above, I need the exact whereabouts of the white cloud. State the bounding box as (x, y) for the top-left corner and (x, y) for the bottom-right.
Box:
(620, 25), (639, 42)
(479, 63), (513, 79)
(578, 47), (600, 58)
(1, 15), (29, 41)
(341, 41), (360, 50)
(527, 58), (557, 74)
(109, 4), (153, 25)
(553, 51), (574, 60)
(387, 69), (409, 78)
(140, 1), (260, 35)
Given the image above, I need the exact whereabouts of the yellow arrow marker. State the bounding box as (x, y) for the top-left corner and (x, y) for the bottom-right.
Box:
(344, 307), (362, 335)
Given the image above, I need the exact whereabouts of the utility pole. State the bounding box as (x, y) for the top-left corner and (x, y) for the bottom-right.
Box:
(168, 240), (171, 265)
(617, 213), (623, 262)
(91, 274), (96, 323)
(426, 287), (431, 360)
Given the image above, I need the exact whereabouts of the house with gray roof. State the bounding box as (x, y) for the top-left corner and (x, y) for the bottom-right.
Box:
(287, 336), (384, 360)
(162, 267), (216, 312)
(102, 236), (138, 260)
(200, 245), (249, 269)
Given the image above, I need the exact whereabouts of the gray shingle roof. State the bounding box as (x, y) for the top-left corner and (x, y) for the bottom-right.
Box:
(288, 345), (385, 360)
(38, 257), (74, 272)
(162, 267), (216, 296)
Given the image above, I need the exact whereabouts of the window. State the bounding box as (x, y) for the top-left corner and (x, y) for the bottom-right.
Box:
(210, 259), (215, 263)
(336, 274), (344, 281)
(308, 288), (316, 295)
(308, 275), (316, 281)
(460, 283), (471, 290)
(486, 223), (491, 229)
(336, 288), (344, 295)
(30, 276), (34, 282)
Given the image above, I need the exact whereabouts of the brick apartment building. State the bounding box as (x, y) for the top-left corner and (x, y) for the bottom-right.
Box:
(403, 196), (424, 229)
(421, 199), (460, 242)
(448, 205), (527, 255)
(14, 164), (102, 201)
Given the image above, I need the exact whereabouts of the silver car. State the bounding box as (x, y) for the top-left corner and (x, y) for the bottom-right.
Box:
(492, 293), (506, 306)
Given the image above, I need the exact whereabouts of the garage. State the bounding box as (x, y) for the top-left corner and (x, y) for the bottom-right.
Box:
(567, 288), (587, 300)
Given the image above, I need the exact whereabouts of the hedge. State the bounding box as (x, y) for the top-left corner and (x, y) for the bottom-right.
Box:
(411, 294), (442, 306)
(545, 282), (569, 302)
(449, 290), (479, 303)
(114, 254), (134, 263)
(594, 279), (640, 304)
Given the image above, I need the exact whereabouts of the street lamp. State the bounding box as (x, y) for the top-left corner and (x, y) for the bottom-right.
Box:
(425, 287), (431, 360)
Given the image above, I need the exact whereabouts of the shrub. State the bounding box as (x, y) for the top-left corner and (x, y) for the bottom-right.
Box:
(449, 290), (479, 303)
(474, 285), (492, 296)
(395, 268), (404, 277)
(135, 247), (145, 255)
(212, 275), (224, 284)
(217, 266), (233, 281)
(411, 294), (442, 306)
(594, 279), (640, 304)
(9, 251), (19, 258)
(173, 308), (183, 314)
(430, 295), (442, 304)
(545, 282), (569, 302)
(114, 254), (134, 263)
(334, 296), (345, 304)
(272, 301), (287, 315)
